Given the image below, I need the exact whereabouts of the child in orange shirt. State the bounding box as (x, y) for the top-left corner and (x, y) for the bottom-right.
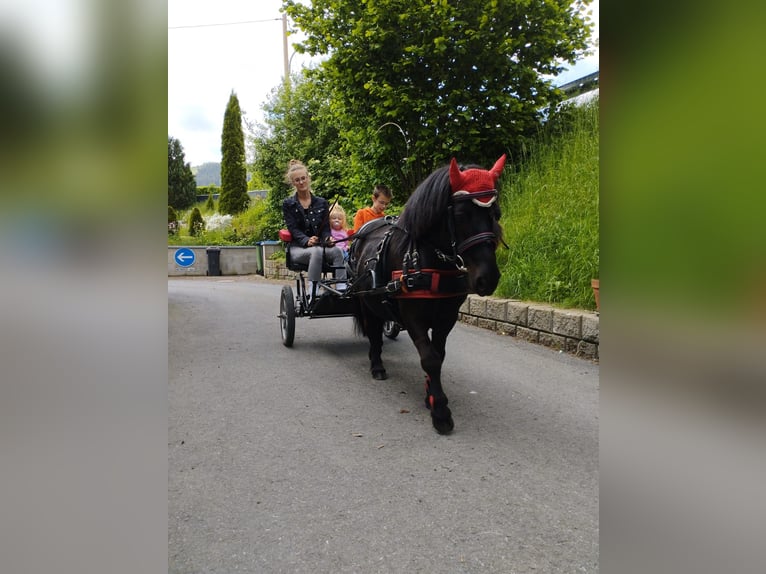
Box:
(353, 184), (392, 232)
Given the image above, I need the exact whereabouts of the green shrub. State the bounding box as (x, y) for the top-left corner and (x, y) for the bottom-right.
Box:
(205, 192), (215, 212)
(231, 198), (270, 244)
(168, 206), (179, 235)
(188, 207), (205, 237)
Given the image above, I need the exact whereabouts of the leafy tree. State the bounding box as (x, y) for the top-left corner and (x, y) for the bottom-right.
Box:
(249, 73), (347, 237)
(246, 169), (268, 191)
(188, 207), (205, 236)
(284, 0), (594, 193)
(219, 91), (249, 214)
(168, 136), (197, 209)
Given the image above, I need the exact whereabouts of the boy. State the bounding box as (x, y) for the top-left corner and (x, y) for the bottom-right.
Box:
(353, 184), (392, 232)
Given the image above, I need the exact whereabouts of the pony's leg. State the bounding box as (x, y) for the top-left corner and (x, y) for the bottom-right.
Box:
(429, 303), (460, 364)
(365, 310), (387, 380)
(426, 320), (460, 433)
(405, 320), (455, 434)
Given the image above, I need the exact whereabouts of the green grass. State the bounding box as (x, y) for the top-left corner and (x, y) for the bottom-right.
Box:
(495, 98), (599, 310)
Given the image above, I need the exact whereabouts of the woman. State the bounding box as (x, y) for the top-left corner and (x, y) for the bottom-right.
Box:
(281, 160), (346, 298)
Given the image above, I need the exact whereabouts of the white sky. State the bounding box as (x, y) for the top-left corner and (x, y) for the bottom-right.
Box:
(168, 0), (599, 167)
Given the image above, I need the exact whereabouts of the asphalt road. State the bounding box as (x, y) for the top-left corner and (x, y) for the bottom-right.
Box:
(169, 276), (599, 573)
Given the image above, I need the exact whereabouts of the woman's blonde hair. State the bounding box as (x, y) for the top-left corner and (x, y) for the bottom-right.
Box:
(284, 159), (310, 184)
(330, 204), (347, 227)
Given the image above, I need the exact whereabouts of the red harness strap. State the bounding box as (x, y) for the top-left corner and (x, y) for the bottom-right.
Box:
(391, 269), (467, 299)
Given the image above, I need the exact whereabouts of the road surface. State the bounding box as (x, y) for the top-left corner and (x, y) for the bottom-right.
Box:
(169, 276), (598, 573)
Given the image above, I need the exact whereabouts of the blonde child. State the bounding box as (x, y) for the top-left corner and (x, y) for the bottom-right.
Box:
(329, 204), (350, 259)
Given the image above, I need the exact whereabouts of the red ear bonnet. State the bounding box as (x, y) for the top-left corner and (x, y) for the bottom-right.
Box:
(449, 155), (506, 206)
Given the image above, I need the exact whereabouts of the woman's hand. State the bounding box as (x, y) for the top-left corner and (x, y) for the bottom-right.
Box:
(307, 235), (320, 247)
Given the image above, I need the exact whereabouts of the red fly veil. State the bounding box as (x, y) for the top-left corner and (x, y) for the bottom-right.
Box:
(449, 155), (506, 207)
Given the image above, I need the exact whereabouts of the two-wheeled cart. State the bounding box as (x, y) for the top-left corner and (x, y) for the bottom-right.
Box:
(277, 230), (401, 347)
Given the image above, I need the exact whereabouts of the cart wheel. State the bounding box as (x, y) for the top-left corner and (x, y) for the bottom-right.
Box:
(280, 285), (296, 347)
(383, 320), (400, 340)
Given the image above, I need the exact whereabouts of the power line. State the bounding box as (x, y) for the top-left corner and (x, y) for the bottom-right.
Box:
(168, 18), (281, 30)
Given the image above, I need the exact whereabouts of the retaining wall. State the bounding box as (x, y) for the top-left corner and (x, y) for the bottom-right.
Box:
(263, 258), (293, 281)
(168, 245), (281, 276)
(459, 295), (599, 360)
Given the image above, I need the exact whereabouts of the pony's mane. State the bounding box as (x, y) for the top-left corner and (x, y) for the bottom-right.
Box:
(397, 163), (484, 239)
(397, 165), (451, 239)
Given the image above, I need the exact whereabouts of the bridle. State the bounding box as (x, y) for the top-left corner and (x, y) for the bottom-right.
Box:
(436, 189), (500, 271)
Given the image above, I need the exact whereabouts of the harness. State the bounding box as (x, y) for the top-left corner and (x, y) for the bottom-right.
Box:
(350, 190), (498, 299)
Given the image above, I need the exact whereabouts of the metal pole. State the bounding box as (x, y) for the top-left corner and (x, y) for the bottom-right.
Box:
(282, 13), (289, 84)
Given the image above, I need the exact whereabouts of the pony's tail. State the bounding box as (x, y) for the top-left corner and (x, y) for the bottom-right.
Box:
(352, 302), (368, 337)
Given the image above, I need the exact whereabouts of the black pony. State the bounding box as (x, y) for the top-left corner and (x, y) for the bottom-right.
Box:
(348, 156), (506, 434)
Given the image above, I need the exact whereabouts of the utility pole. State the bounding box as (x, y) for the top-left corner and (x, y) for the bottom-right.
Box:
(282, 13), (289, 85)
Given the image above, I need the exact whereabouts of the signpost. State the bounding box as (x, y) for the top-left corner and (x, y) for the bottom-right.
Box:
(174, 248), (196, 268)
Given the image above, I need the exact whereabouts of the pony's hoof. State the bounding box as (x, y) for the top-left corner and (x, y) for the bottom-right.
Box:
(371, 368), (388, 380)
(432, 414), (455, 435)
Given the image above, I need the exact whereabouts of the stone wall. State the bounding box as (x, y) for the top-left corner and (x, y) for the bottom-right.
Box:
(459, 295), (599, 360)
(263, 258), (293, 281)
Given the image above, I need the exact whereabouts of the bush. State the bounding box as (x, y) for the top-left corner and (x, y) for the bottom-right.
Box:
(168, 205), (179, 235)
(231, 197), (270, 244)
(205, 192), (215, 212)
(188, 207), (205, 237)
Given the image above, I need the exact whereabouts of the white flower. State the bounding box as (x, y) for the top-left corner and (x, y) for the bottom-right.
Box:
(204, 213), (233, 231)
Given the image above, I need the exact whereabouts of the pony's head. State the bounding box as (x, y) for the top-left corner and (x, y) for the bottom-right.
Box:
(447, 155), (507, 296)
(449, 155), (505, 204)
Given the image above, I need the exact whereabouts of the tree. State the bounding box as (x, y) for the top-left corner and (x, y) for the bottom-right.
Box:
(284, 0), (594, 193)
(218, 91), (250, 214)
(205, 192), (215, 212)
(247, 170), (267, 191)
(168, 136), (197, 209)
(249, 72), (347, 237)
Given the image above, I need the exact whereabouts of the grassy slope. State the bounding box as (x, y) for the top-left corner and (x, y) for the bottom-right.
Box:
(495, 98), (599, 309)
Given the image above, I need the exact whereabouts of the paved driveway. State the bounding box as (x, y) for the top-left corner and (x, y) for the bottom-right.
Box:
(169, 277), (599, 573)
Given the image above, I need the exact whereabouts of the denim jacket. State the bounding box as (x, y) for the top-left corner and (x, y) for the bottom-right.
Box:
(282, 193), (331, 248)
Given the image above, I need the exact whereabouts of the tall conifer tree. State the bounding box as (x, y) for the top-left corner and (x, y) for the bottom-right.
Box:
(167, 136), (197, 209)
(218, 91), (249, 214)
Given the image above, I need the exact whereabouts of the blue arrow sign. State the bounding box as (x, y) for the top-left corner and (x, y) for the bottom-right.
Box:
(174, 248), (196, 267)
